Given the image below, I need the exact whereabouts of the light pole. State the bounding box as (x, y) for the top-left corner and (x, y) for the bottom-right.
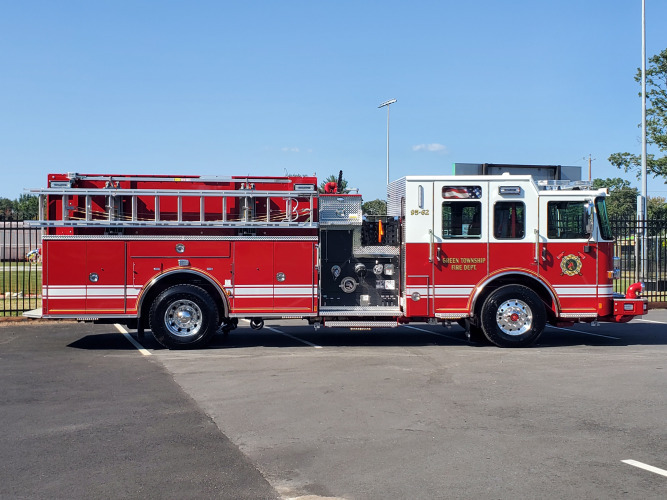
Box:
(378, 99), (397, 188)
(638, 0), (648, 282)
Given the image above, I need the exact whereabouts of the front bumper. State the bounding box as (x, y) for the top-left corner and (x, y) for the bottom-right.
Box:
(612, 295), (648, 317)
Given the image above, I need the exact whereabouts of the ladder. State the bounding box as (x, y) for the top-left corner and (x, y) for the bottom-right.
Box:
(27, 185), (318, 229)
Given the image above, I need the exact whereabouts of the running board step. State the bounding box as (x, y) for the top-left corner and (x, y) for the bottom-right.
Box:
(324, 320), (398, 329)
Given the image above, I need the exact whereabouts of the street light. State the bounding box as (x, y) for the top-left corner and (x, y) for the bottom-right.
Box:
(639, 0), (648, 282)
(378, 99), (397, 188)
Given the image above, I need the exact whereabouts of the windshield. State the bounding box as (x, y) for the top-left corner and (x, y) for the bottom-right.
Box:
(595, 197), (613, 241)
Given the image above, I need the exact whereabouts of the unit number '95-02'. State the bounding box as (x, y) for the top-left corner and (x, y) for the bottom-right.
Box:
(410, 209), (429, 216)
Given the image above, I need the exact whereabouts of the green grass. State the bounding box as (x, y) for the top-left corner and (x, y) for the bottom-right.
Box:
(1, 264), (42, 316)
(0, 298), (42, 316)
(1, 265), (41, 294)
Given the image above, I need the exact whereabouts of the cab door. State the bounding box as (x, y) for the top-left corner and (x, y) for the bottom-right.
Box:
(538, 196), (598, 317)
(403, 181), (435, 318)
(430, 182), (489, 316)
(487, 181), (538, 276)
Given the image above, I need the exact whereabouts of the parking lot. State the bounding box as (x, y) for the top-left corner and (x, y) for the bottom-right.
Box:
(2, 312), (666, 499)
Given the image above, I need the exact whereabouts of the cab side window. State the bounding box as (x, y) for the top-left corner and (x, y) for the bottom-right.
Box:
(494, 202), (525, 239)
(441, 186), (482, 239)
(547, 201), (590, 239)
(442, 202), (482, 238)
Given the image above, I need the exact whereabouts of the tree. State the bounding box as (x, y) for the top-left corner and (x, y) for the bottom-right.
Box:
(593, 177), (667, 220)
(318, 171), (349, 194)
(15, 194), (39, 219)
(609, 48), (667, 179)
(592, 177), (638, 219)
(648, 196), (667, 219)
(0, 197), (12, 217)
(362, 199), (386, 215)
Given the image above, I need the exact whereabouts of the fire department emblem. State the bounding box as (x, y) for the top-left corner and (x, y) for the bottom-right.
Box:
(560, 254), (583, 276)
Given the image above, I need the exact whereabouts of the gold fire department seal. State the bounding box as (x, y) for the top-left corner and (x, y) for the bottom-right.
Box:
(560, 254), (583, 276)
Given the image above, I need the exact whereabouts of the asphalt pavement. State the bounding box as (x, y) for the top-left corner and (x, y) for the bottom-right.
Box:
(0, 322), (278, 499)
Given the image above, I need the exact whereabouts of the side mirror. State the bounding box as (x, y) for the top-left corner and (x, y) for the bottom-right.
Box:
(584, 201), (594, 236)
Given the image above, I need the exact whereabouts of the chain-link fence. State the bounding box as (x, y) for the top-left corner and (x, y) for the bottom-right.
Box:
(1, 214), (42, 316)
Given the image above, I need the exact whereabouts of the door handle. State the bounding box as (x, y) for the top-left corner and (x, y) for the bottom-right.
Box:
(428, 229), (434, 263)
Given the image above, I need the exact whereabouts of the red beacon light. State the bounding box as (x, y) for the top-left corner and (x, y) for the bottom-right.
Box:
(324, 182), (338, 194)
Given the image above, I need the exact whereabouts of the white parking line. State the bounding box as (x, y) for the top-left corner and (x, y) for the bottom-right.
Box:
(622, 459), (667, 478)
(635, 318), (667, 325)
(266, 327), (323, 349)
(404, 325), (468, 343)
(114, 324), (152, 356)
(549, 326), (621, 340)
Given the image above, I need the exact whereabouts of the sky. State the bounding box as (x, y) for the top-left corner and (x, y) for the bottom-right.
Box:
(2, 0), (667, 203)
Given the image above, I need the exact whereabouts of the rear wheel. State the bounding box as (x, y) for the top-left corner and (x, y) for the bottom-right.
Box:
(480, 285), (545, 348)
(149, 285), (219, 349)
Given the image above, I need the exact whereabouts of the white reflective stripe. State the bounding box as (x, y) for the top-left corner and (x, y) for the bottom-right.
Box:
(43, 286), (86, 298)
(233, 287), (272, 296)
(434, 286), (475, 296)
(554, 287), (598, 296)
(233, 285), (316, 297)
(407, 286), (473, 297)
(234, 286), (317, 298)
(553, 285), (616, 297)
(554, 285), (598, 289)
(43, 285), (141, 299)
(86, 287), (127, 297)
(274, 287), (317, 296)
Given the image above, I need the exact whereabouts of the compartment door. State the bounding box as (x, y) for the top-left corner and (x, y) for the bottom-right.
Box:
(44, 239), (87, 315)
(273, 241), (317, 314)
(231, 240), (275, 314)
(85, 240), (127, 314)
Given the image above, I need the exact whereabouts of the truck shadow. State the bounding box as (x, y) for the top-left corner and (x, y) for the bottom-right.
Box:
(67, 323), (667, 351)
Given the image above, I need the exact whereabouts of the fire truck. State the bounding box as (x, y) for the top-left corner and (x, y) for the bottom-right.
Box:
(27, 171), (646, 349)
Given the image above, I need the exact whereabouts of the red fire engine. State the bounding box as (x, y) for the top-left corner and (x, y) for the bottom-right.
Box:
(28, 171), (646, 348)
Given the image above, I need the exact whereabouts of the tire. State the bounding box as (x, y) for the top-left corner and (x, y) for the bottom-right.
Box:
(480, 285), (546, 348)
(149, 285), (219, 349)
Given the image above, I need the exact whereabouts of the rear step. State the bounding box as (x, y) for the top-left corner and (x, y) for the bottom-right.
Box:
(22, 309), (43, 319)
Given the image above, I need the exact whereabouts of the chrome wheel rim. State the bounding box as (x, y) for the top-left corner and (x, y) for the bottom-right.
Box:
(164, 299), (202, 337)
(496, 299), (532, 336)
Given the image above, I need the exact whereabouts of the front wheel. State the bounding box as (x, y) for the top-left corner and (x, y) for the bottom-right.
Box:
(480, 285), (546, 348)
(149, 285), (219, 349)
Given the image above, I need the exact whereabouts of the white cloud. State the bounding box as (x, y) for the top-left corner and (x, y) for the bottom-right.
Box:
(281, 147), (300, 153)
(412, 143), (448, 153)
